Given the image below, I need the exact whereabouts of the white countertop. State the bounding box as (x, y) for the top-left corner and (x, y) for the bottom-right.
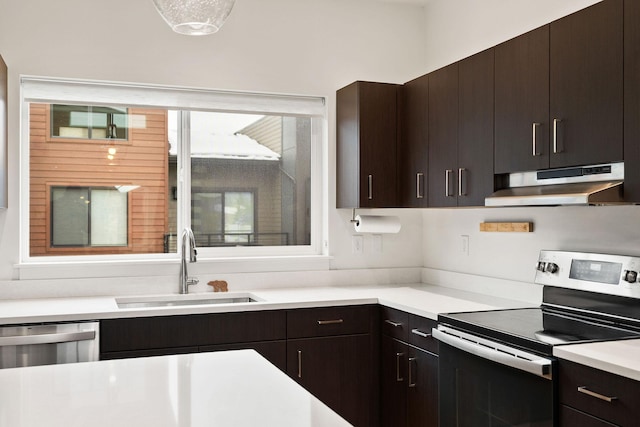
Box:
(0, 349), (351, 427)
(0, 283), (532, 325)
(554, 339), (640, 382)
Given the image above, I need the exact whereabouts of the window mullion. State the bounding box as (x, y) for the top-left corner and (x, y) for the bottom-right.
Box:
(177, 110), (192, 243)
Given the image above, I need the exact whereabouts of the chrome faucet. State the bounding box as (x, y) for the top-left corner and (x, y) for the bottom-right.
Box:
(179, 227), (199, 294)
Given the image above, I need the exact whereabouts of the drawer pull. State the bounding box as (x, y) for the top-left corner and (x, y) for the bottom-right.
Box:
(411, 328), (431, 338)
(297, 350), (303, 378)
(396, 352), (404, 382)
(317, 319), (344, 325)
(577, 386), (617, 403)
(385, 320), (403, 328)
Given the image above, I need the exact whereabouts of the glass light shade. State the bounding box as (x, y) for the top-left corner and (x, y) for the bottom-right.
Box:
(152, 0), (236, 36)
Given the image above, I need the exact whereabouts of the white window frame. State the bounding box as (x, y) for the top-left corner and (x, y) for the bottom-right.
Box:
(18, 77), (329, 279)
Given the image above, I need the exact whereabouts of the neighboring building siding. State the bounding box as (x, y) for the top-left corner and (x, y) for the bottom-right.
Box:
(240, 116), (282, 155)
(29, 104), (169, 256)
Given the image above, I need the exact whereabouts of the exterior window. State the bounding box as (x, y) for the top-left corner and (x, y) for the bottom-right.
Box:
(192, 191), (256, 246)
(22, 78), (323, 263)
(51, 186), (128, 247)
(51, 105), (128, 140)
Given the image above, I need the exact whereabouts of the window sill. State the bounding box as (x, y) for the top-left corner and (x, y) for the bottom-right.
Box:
(15, 255), (332, 280)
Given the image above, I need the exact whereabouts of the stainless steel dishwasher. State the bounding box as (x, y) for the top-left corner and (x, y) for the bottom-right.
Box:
(0, 322), (99, 368)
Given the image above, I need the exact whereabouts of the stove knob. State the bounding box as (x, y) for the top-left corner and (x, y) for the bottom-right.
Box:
(545, 263), (559, 274)
(624, 270), (638, 283)
(536, 262), (546, 272)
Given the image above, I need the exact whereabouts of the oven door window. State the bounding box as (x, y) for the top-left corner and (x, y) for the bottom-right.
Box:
(439, 342), (555, 427)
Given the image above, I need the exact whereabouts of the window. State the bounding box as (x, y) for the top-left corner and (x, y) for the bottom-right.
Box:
(50, 105), (128, 140)
(51, 186), (128, 247)
(192, 190), (256, 246)
(21, 77), (325, 265)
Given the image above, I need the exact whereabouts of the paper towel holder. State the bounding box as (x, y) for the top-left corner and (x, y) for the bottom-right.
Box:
(350, 209), (359, 225)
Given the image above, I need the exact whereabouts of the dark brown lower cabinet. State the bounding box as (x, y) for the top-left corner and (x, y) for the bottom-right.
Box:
(560, 406), (617, 427)
(559, 359), (640, 426)
(381, 335), (438, 427)
(100, 305), (378, 426)
(99, 311), (287, 370)
(287, 335), (373, 427)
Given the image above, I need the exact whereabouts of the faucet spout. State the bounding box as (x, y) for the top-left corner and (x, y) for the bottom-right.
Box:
(179, 227), (199, 294)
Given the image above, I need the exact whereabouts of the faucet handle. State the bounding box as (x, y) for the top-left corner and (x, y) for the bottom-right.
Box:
(187, 277), (199, 287)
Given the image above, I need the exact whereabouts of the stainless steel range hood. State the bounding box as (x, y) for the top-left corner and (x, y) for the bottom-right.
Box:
(485, 163), (625, 207)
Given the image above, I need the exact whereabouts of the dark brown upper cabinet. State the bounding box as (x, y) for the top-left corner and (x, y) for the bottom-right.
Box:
(457, 48), (495, 207)
(549, 0), (623, 169)
(428, 49), (494, 207)
(624, 0), (640, 202)
(495, 0), (623, 174)
(336, 81), (400, 208)
(399, 74), (429, 207)
(428, 63), (458, 207)
(495, 25), (550, 174)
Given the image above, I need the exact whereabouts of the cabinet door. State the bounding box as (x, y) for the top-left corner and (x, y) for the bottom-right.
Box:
(549, 0), (623, 168)
(400, 74), (429, 207)
(495, 25), (550, 174)
(407, 347), (438, 427)
(336, 81), (399, 208)
(380, 335), (407, 427)
(624, 0), (640, 202)
(458, 48), (495, 206)
(428, 63), (458, 207)
(287, 335), (373, 427)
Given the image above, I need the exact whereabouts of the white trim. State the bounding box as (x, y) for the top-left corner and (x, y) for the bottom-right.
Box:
(15, 255), (333, 281)
(21, 76), (326, 116)
(20, 77), (328, 277)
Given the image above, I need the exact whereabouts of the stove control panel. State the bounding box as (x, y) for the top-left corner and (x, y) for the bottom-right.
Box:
(535, 250), (640, 299)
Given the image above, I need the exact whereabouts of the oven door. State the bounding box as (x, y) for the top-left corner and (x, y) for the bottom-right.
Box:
(433, 326), (556, 427)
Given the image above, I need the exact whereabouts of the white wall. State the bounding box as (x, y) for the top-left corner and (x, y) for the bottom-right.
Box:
(421, 0), (640, 286)
(0, 0), (428, 287)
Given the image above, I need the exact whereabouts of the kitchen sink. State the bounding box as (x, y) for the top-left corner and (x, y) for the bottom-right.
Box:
(116, 293), (259, 309)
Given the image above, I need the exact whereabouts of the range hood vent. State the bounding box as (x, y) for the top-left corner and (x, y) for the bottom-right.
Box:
(485, 163), (625, 207)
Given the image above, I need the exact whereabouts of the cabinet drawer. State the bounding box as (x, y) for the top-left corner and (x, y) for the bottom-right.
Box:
(559, 359), (640, 426)
(560, 405), (617, 427)
(287, 305), (372, 338)
(380, 306), (409, 341)
(408, 314), (438, 354)
(101, 310), (286, 353)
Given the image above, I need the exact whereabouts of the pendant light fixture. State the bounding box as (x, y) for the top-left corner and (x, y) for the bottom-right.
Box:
(152, 0), (236, 36)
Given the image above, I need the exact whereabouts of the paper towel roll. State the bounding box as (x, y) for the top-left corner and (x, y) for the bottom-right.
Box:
(353, 215), (401, 234)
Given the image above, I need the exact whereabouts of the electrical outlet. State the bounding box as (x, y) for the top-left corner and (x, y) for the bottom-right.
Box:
(461, 235), (469, 255)
(352, 235), (364, 254)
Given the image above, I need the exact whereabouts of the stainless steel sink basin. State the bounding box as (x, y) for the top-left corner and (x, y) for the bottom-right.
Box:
(116, 293), (259, 309)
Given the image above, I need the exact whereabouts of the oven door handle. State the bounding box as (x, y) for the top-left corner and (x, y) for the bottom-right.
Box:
(432, 327), (553, 380)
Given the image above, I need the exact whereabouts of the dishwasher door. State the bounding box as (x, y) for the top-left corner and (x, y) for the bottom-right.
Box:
(0, 322), (99, 368)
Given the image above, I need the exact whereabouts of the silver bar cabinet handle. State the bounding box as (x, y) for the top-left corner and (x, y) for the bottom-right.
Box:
(317, 319), (343, 325)
(396, 352), (404, 382)
(297, 350), (302, 378)
(553, 118), (562, 153)
(408, 357), (417, 388)
(532, 122), (541, 156)
(384, 319), (403, 328)
(445, 169), (453, 197)
(367, 174), (373, 200)
(458, 168), (467, 196)
(416, 173), (424, 199)
(0, 331), (96, 347)
(577, 386), (617, 403)
(411, 328), (431, 338)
